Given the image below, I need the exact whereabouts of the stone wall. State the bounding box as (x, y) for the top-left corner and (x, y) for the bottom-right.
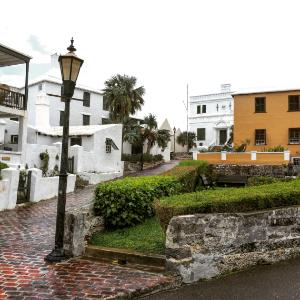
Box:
(166, 207), (300, 283)
(64, 202), (104, 257)
(207, 164), (300, 179)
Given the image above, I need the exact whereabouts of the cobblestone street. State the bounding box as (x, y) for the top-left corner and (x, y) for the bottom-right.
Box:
(0, 168), (177, 299)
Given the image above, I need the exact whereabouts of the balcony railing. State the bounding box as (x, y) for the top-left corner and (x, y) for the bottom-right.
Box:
(0, 87), (26, 110)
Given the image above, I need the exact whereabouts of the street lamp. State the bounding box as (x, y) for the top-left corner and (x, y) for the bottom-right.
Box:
(140, 127), (145, 171)
(173, 126), (176, 159)
(45, 38), (84, 262)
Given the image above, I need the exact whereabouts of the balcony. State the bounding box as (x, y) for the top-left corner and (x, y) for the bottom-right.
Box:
(0, 87), (26, 110)
(0, 43), (31, 112)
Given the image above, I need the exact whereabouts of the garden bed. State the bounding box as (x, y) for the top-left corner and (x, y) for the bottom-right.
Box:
(90, 217), (165, 255)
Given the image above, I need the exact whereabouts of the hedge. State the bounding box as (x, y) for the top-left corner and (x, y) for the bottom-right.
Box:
(161, 160), (208, 192)
(154, 179), (300, 231)
(94, 176), (182, 229)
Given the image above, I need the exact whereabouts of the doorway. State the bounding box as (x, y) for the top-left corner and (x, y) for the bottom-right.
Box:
(219, 129), (227, 145)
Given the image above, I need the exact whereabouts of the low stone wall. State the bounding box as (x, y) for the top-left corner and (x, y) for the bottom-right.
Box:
(207, 164), (299, 179)
(64, 202), (104, 257)
(166, 206), (300, 283)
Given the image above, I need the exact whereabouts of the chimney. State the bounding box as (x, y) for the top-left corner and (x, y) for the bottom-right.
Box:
(221, 84), (231, 93)
(50, 53), (59, 69)
(35, 92), (50, 128)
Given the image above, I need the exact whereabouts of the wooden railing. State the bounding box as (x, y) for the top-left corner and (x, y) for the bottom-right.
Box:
(0, 87), (26, 110)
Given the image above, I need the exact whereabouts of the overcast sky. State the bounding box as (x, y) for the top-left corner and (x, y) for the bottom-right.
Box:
(1, 0), (300, 130)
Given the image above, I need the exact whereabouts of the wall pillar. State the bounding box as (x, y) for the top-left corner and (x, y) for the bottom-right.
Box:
(2, 168), (20, 209)
(221, 151), (227, 161)
(251, 151), (257, 161)
(18, 113), (28, 164)
(284, 150), (290, 161)
(70, 145), (83, 173)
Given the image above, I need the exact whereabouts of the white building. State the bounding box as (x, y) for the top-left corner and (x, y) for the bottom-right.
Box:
(1, 53), (110, 153)
(189, 84), (233, 149)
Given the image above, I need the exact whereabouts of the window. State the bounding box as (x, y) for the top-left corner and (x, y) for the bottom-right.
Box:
(197, 128), (206, 141)
(106, 144), (111, 153)
(83, 114), (90, 126)
(38, 83), (43, 91)
(102, 118), (110, 124)
(288, 95), (300, 111)
(70, 137), (82, 146)
(10, 117), (18, 121)
(103, 96), (109, 111)
(10, 135), (18, 144)
(105, 138), (119, 153)
(83, 92), (90, 107)
(60, 111), (65, 126)
(255, 129), (266, 145)
(255, 97), (266, 113)
(197, 105), (206, 114)
(289, 128), (300, 144)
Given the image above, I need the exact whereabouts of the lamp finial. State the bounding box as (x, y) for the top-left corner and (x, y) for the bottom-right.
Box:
(67, 37), (76, 53)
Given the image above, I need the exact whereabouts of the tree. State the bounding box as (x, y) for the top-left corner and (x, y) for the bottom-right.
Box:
(102, 74), (145, 123)
(176, 131), (196, 152)
(124, 114), (171, 155)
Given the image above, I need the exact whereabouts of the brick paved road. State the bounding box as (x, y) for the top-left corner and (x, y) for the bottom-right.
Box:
(0, 183), (176, 299)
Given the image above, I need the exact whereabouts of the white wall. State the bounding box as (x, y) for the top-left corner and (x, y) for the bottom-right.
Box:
(70, 124), (123, 174)
(24, 81), (109, 127)
(29, 168), (76, 203)
(25, 143), (61, 172)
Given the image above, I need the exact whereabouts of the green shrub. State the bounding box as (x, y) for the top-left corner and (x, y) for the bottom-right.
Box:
(0, 162), (8, 171)
(0, 162), (8, 180)
(247, 176), (294, 186)
(94, 176), (182, 229)
(161, 160), (208, 192)
(155, 179), (300, 231)
(263, 145), (286, 152)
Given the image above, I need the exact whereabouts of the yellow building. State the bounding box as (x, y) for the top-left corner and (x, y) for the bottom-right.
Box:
(233, 88), (300, 156)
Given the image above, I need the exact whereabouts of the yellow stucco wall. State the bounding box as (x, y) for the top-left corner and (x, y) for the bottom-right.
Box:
(234, 91), (300, 155)
(197, 152), (286, 165)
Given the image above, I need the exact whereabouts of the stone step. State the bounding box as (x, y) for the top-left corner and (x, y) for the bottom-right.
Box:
(84, 245), (166, 273)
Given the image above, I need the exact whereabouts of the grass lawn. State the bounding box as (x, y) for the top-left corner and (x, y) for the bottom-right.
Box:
(90, 217), (165, 255)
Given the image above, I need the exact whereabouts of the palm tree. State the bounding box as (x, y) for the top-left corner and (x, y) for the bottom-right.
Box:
(102, 74), (145, 123)
(124, 114), (171, 155)
(176, 131), (196, 152)
(143, 114), (158, 154)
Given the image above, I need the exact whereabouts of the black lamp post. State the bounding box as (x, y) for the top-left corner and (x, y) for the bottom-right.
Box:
(173, 126), (176, 159)
(45, 38), (84, 262)
(140, 127), (145, 171)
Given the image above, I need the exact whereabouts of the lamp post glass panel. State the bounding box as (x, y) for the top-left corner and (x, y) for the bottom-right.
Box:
(45, 39), (83, 262)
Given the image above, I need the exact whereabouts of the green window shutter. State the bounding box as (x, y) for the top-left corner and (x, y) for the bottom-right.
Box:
(197, 128), (205, 141)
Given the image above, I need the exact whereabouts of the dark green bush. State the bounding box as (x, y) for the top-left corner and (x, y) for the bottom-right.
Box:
(0, 162), (8, 171)
(0, 162), (8, 180)
(161, 160), (208, 192)
(94, 176), (182, 229)
(155, 179), (300, 231)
